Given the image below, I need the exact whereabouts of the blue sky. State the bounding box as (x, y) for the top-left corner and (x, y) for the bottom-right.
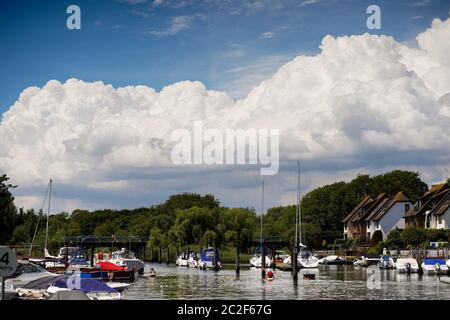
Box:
(1, 0), (450, 114)
(1, 0), (450, 212)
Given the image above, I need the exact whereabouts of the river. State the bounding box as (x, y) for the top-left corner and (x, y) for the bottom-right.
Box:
(121, 263), (450, 300)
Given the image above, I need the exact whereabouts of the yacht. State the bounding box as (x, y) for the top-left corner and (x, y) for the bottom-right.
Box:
(107, 248), (145, 274)
(250, 255), (272, 268)
(353, 255), (380, 267)
(298, 246), (320, 268)
(282, 246), (319, 269)
(197, 248), (222, 270)
(4, 260), (56, 299)
(318, 255), (351, 265)
(395, 258), (419, 273)
(378, 255), (395, 269)
(176, 252), (189, 267)
(421, 259), (449, 275)
(187, 252), (198, 268)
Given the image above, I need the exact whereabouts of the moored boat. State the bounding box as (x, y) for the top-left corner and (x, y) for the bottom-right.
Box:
(187, 252), (198, 268)
(395, 258), (419, 273)
(104, 248), (145, 274)
(378, 255), (395, 269)
(421, 259), (449, 275)
(197, 247), (222, 270)
(176, 252), (189, 267)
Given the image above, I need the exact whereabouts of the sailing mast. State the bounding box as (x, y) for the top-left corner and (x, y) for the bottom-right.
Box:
(297, 161), (302, 247)
(44, 178), (52, 253)
(28, 179), (51, 257)
(260, 181), (264, 257)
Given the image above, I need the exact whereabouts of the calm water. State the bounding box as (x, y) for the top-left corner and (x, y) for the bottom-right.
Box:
(122, 263), (450, 300)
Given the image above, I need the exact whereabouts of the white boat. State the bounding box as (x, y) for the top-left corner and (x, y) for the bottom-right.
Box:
(378, 255), (395, 269)
(176, 252), (189, 267)
(447, 259), (450, 269)
(421, 259), (449, 275)
(107, 248), (145, 273)
(282, 246), (319, 269)
(353, 255), (380, 267)
(187, 252), (198, 268)
(319, 255), (351, 265)
(106, 282), (131, 292)
(250, 255), (271, 268)
(5, 260), (56, 289)
(298, 246), (319, 268)
(250, 255), (259, 267)
(395, 258), (419, 273)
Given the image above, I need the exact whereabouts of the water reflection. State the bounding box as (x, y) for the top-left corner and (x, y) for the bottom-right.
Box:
(121, 263), (450, 300)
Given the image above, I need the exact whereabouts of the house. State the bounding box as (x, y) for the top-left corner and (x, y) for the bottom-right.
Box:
(342, 196), (374, 240)
(343, 192), (412, 243)
(427, 189), (450, 229)
(350, 193), (390, 242)
(404, 182), (450, 228)
(364, 192), (411, 240)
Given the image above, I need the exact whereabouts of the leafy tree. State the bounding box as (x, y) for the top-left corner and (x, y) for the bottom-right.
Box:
(0, 174), (17, 243)
(401, 228), (426, 247)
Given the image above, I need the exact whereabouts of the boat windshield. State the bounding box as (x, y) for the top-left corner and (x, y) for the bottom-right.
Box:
(6, 262), (47, 279)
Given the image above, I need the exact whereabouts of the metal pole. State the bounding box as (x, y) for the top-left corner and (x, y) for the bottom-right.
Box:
(261, 181), (265, 278)
(45, 179), (52, 252)
(1, 276), (4, 301)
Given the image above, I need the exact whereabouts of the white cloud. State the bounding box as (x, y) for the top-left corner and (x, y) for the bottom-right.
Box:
(299, 0), (319, 8)
(3, 14), (450, 210)
(259, 31), (274, 39)
(413, 0), (430, 7)
(147, 15), (193, 37)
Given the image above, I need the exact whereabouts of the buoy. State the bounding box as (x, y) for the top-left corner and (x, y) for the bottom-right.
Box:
(267, 271), (274, 281)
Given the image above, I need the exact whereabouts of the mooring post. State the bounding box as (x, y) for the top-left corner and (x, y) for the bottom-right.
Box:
(272, 247), (276, 269)
(261, 241), (266, 278)
(293, 245), (298, 280)
(214, 246), (219, 271)
(235, 246), (240, 275)
(90, 246), (95, 267)
(65, 244), (69, 268)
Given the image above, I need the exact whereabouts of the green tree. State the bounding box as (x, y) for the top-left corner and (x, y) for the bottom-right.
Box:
(0, 174), (17, 244)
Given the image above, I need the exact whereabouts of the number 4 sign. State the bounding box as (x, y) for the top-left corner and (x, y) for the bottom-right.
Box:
(0, 246), (18, 300)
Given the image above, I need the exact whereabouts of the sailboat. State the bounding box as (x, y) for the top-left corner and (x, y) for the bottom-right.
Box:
(28, 179), (63, 268)
(294, 161), (319, 269)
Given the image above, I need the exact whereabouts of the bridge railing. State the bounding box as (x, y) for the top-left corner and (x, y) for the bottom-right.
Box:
(63, 235), (149, 245)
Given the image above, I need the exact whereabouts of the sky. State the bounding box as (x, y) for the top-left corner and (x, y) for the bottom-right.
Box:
(1, 0), (450, 213)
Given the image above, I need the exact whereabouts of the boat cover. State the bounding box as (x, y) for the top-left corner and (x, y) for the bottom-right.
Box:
(21, 275), (66, 290)
(423, 259), (446, 265)
(48, 290), (90, 300)
(53, 278), (118, 293)
(96, 261), (127, 271)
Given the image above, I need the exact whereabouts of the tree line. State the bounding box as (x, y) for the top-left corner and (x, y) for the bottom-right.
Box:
(0, 170), (433, 259)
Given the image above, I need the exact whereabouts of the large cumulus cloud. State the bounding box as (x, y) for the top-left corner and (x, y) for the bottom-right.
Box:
(2, 14), (450, 211)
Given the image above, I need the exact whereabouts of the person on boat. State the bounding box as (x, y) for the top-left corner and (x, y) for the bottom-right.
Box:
(98, 251), (103, 261)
